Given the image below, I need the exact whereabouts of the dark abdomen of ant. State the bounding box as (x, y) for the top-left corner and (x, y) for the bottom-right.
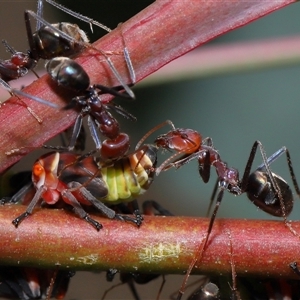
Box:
(32, 23), (87, 59)
(46, 57), (89, 90)
(247, 171), (293, 217)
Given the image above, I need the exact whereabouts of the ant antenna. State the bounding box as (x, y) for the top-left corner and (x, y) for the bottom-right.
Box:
(42, 0), (112, 34)
(35, 1), (135, 96)
(135, 120), (175, 150)
(26, 9), (134, 99)
(0, 79), (59, 109)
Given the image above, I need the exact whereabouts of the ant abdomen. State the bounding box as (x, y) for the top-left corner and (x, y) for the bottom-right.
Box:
(32, 23), (87, 59)
(247, 171), (293, 217)
(46, 57), (90, 91)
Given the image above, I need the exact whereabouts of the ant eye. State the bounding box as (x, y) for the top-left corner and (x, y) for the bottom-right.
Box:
(33, 164), (44, 176)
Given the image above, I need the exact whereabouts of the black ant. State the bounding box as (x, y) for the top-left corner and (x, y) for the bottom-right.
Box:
(0, 0), (134, 122)
(45, 56), (136, 159)
(7, 56), (136, 161)
(152, 121), (300, 299)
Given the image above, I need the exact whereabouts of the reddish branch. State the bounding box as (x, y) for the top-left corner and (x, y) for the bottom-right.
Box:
(0, 0), (297, 172)
(0, 205), (299, 279)
(0, 0), (299, 280)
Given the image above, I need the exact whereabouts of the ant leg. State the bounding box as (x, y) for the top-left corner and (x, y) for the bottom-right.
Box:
(93, 83), (133, 99)
(43, 0), (112, 33)
(0, 79), (51, 124)
(0, 79), (58, 108)
(0, 182), (33, 205)
(61, 187), (103, 230)
(67, 182), (143, 227)
(118, 23), (136, 84)
(87, 115), (102, 150)
(226, 229), (241, 300)
(108, 102), (137, 122)
(61, 125), (86, 152)
(142, 200), (173, 216)
(206, 180), (218, 217)
(177, 189), (225, 300)
(12, 186), (46, 227)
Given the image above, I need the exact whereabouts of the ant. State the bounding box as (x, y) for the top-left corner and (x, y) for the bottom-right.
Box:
(0, 0), (134, 121)
(103, 200), (172, 300)
(7, 56), (136, 160)
(45, 56), (136, 159)
(151, 121), (300, 299)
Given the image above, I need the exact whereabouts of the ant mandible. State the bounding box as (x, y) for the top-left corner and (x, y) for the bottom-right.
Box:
(152, 121), (300, 299)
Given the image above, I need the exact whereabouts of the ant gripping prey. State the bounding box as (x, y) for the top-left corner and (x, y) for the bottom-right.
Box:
(151, 121), (300, 299)
(2, 121), (187, 230)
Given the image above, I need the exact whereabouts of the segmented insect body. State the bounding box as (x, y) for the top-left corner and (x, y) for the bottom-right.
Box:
(45, 56), (135, 157)
(6, 142), (157, 230)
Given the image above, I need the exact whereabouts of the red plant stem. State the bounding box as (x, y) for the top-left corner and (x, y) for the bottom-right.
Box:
(0, 0), (297, 173)
(0, 205), (299, 279)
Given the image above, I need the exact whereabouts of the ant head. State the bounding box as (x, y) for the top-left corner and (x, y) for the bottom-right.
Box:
(218, 167), (241, 195)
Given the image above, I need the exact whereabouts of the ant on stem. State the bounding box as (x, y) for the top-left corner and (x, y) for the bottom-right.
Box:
(0, 0), (135, 122)
(151, 121), (300, 299)
(6, 56), (136, 161)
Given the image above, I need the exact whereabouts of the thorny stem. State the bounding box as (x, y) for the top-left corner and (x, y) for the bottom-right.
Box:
(0, 205), (299, 279)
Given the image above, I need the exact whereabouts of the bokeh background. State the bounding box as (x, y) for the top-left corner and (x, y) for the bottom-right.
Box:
(1, 1), (300, 299)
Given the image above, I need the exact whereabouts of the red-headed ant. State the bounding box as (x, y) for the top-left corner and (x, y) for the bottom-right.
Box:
(151, 121), (300, 299)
